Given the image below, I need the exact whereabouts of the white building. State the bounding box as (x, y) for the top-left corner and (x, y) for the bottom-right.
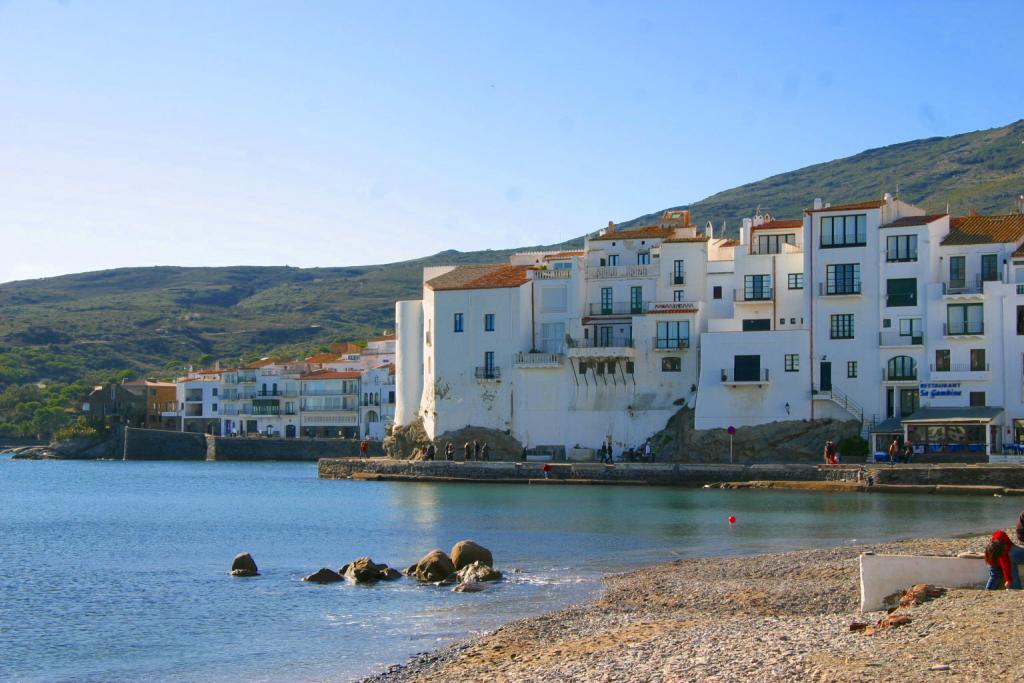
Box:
(395, 199), (1024, 459)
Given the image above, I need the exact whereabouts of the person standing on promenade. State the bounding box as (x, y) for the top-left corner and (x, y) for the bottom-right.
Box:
(425, 442), (436, 461)
(542, 462), (551, 479)
(888, 438), (900, 464)
(360, 439), (369, 457)
(480, 442), (490, 461)
(985, 529), (1022, 589)
(463, 441), (471, 461)
(445, 442), (454, 460)
(644, 440), (652, 462)
(473, 440), (481, 461)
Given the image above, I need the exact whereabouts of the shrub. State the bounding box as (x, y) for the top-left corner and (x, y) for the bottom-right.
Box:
(838, 435), (869, 460)
(54, 417), (99, 442)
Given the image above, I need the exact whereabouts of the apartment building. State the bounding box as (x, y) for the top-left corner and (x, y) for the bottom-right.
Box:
(395, 198), (1024, 458)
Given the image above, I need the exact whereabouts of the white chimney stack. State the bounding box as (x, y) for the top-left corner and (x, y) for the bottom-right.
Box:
(813, 198), (823, 210)
(705, 220), (714, 239)
(740, 217), (752, 246)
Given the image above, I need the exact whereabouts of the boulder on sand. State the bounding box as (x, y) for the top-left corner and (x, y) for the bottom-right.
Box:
(303, 567), (343, 583)
(411, 549), (457, 583)
(456, 560), (502, 583)
(450, 540), (493, 570)
(230, 552), (259, 577)
(341, 557), (402, 584)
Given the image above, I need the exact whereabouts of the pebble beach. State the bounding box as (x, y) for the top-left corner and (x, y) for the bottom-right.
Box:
(364, 533), (1024, 682)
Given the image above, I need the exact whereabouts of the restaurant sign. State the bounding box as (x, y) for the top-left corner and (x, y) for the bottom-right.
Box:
(919, 381), (962, 398)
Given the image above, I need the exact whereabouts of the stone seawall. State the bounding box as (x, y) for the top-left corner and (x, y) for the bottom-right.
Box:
(317, 458), (827, 485)
(122, 428), (385, 461)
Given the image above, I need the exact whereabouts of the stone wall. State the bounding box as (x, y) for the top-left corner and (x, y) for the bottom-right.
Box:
(124, 428), (207, 460)
(869, 464), (1024, 488)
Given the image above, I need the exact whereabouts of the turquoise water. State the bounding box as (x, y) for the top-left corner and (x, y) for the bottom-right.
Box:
(1, 460), (1019, 682)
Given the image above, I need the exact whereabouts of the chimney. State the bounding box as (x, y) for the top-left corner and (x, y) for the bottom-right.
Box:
(606, 220), (616, 234)
(740, 218), (752, 246)
(1017, 195), (1024, 214)
(813, 198), (823, 210)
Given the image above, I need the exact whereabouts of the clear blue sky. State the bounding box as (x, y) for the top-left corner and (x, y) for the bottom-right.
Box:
(1, 0), (1021, 283)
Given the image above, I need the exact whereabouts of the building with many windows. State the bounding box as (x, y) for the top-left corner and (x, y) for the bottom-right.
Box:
(395, 197), (1024, 458)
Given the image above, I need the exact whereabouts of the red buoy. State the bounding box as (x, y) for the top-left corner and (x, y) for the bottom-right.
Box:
(728, 515), (737, 524)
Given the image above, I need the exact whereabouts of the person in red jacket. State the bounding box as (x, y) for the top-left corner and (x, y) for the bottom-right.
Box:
(985, 529), (1022, 589)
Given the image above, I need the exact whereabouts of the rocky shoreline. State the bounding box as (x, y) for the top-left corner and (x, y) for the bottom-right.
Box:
(362, 532), (1024, 682)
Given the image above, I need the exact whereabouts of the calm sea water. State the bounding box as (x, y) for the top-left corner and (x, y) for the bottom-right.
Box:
(1, 460), (1018, 682)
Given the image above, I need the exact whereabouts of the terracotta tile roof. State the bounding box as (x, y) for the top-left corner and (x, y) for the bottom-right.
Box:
(590, 225), (674, 242)
(542, 251), (584, 260)
(329, 342), (363, 354)
(941, 214), (1024, 246)
(369, 334), (396, 342)
(805, 199), (886, 214)
(720, 239), (741, 247)
(240, 358), (279, 369)
(378, 362), (396, 372)
(305, 352), (344, 364)
(880, 214), (947, 229)
(425, 264), (531, 291)
(663, 235), (710, 244)
(750, 219), (802, 231)
(300, 370), (360, 381)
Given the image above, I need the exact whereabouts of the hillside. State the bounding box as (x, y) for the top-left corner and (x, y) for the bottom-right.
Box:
(2, 119), (1023, 391)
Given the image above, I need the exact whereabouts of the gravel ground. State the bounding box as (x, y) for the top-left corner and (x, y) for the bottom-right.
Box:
(361, 533), (1024, 682)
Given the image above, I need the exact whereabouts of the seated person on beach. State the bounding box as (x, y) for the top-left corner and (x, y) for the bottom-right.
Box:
(984, 529), (1022, 590)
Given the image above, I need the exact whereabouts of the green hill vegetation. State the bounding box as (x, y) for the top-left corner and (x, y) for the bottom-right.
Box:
(2, 119), (1022, 437)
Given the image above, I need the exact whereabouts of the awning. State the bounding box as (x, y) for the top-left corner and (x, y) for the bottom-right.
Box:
(869, 417), (903, 434)
(901, 406), (1004, 424)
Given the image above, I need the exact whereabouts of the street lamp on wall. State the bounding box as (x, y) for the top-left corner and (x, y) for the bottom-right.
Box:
(785, 402), (791, 415)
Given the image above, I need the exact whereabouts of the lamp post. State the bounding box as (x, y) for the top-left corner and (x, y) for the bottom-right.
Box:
(727, 425), (736, 464)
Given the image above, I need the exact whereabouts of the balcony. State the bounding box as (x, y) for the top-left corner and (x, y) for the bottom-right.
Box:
(652, 337), (690, 352)
(566, 336), (636, 358)
(672, 273), (686, 285)
(302, 411), (359, 426)
(878, 331), (923, 347)
(818, 282), (862, 296)
(943, 322), (985, 337)
(721, 368), (770, 385)
(647, 300), (700, 313)
(943, 275), (1001, 297)
(585, 263), (657, 280)
(532, 269), (571, 280)
(587, 301), (647, 316)
(236, 375), (257, 384)
(474, 366), (501, 380)
(733, 288), (772, 303)
(514, 352), (564, 368)
(929, 362), (990, 381)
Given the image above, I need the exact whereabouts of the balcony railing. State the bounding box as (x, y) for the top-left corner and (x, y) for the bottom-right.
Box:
(818, 282), (862, 296)
(532, 269), (571, 280)
(734, 288), (772, 302)
(587, 301), (648, 316)
(930, 363), (990, 373)
(721, 368), (770, 383)
(943, 275), (1002, 295)
(878, 331), (923, 347)
(567, 336), (634, 349)
(944, 322), (985, 336)
(514, 352), (564, 368)
(474, 366), (501, 380)
(585, 264), (657, 280)
(648, 300), (699, 313)
(882, 367), (918, 382)
(652, 337), (690, 351)
(672, 273), (686, 285)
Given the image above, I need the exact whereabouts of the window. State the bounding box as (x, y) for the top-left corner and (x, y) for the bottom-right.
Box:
(820, 214), (867, 247)
(540, 287), (567, 312)
(847, 361), (858, 378)
(656, 321), (689, 350)
(949, 255), (966, 288)
(757, 233), (795, 254)
(578, 361), (588, 374)
(743, 274), (771, 300)
(661, 357), (681, 372)
(212, 403), (218, 412)
(212, 387), (218, 397)
(886, 235), (917, 262)
(625, 361), (635, 374)
(784, 354), (799, 372)
(742, 319), (771, 331)
(830, 314), (854, 339)
(981, 254), (999, 282)
(388, 391), (395, 404)
(969, 391), (986, 407)
(779, 318), (785, 325)
(540, 322), (565, 354)
(600, 287), (613, 314)
(788, 273), (804, 289)
(453, 313), (464, 332)
(713, 286), (722, 299)
(886, 278), (917, 307)
(887, 355), (917, 381)
(898, 318), (922, 337)
(484, 314), (495, 331)
(947, 303), (983, 335)
(935, 349), (950, 372)
(826, 264), (861, 294)
(483, 351), (495, 370)
(970, 348), (986, 371)
(595, 362), (605, 375)
(673, 260), (685, 284)
(733, 355), (761, 382)
(607, 254), (619, 266)
(637, 252), (650, 265)
(673, 290), (686, 302)
(630, 286), (643, 314)
(1019, 305), (1024, 335)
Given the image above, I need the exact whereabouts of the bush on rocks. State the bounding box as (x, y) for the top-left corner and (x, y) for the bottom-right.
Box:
(450, 540), (493, 570)
(230, 552), (259, 577)
(303, 567), (343, 583)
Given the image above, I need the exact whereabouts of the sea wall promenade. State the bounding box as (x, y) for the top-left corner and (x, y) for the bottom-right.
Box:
(118, 427), (385, 461)
(318, 458), (1024, 491)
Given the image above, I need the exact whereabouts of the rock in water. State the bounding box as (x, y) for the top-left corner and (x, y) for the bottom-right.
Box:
(452, 581), (486, 593)
(341, 557), (401, 584)
(303, 567), (343, 583)
(456, 560), (502, 583)
(412, 549), (457, 583)
(230, 552), (259, 577)
(450, 540), (493, 570)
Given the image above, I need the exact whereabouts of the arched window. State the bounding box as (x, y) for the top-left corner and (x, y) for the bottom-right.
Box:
(887, 355), (916, 381)
(366, 410), (379, 423)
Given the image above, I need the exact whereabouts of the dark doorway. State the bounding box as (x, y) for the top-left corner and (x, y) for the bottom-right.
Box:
(820, 361), (832, 392)
(285, 424), (296, 438)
